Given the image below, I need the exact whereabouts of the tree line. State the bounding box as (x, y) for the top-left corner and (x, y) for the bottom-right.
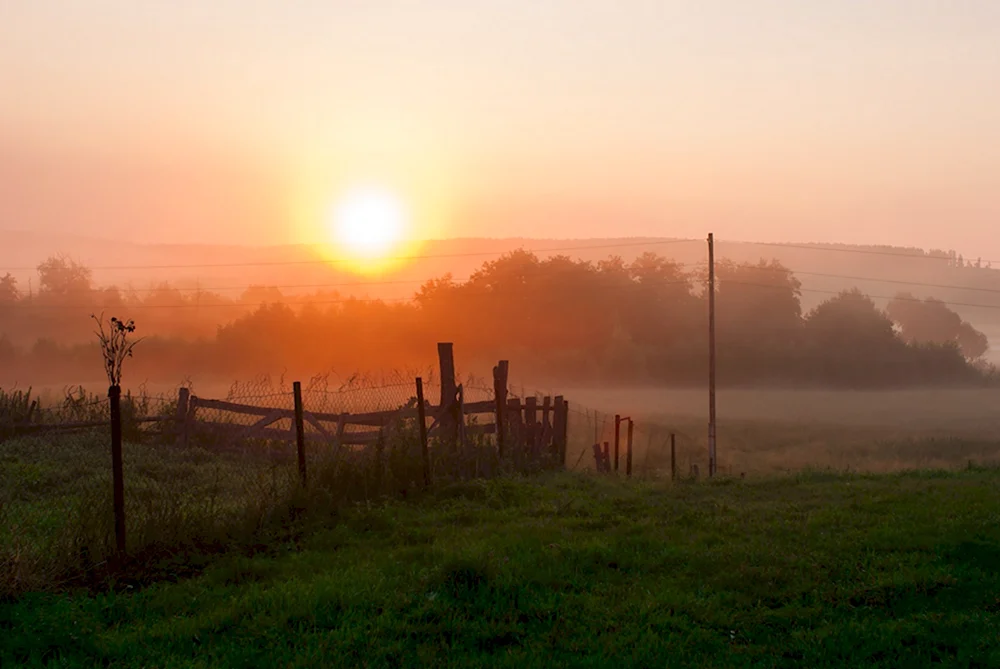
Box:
(0, 252), (993, 387)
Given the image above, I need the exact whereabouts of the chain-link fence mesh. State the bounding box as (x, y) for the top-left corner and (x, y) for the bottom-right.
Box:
(1, 390), (179, 595)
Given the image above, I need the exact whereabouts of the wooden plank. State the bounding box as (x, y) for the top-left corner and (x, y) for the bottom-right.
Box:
(193, 421), (383, 446)
(308, 407), (417, 425)
(303, 413), (332, 440)
(190, 401), (428, 429)
(524, 396), (538, 457)
(540, 396), (553, 449)
(460, 400), (497, 415)
(243, 408), (285, 432)
(506, 397), (523, 460)
(191, 396), (294, 419)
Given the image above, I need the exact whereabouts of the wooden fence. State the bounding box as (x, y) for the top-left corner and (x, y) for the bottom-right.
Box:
(176, 385), (569, 461)
(175, 344), (570, 472)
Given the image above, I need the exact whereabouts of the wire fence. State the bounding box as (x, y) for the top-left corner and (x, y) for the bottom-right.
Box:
(4, 371), (759, 599)
(0, 375), (564, 597)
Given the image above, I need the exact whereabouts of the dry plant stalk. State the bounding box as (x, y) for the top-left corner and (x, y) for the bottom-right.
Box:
(92, 313), (142, 387)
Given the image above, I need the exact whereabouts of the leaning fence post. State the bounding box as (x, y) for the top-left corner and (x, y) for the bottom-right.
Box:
(670, 433), (677, 481)
(416, 377), (430, 489)
(293, 381), (307, 487)
(614, 415), (621, 473)
(592, 443), (604, 471)
(626, 419), (634, 478)
(109, 385), (126, 557)
(553, 396), (567, 467)
(437, 342), (459, 450)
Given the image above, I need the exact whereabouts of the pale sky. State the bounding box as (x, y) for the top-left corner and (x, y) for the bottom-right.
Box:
(1, 1), (999, 254)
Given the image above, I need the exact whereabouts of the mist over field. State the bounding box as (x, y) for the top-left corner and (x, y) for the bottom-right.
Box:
(5, 3), (1000, 666)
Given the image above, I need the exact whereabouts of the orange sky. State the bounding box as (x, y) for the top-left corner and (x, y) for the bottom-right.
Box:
(2, 1), (999, 256)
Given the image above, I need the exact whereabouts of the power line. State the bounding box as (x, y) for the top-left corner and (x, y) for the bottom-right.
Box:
(8, 273), (1000, 314)
(2, 278), (699, 310)
(722, 239), (1000, 266)
(726, 280), (1000, 312)
(3, 259), (705, 296)
(726, 265), (1000, 297)
(0, 238), (699, 272)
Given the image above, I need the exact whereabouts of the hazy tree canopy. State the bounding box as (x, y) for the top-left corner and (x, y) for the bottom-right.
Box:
(887, 293), (989, 360)
(805, 290), (897, 347)
(0, 273), (18, 304)
(716, 259), (802, 354)
(0, 250), (992, 388)
(241, 285), (285, 306)
(36, 256), (93, 298)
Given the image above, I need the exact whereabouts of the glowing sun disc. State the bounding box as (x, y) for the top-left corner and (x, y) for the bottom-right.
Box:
(330, 187), (407, 259)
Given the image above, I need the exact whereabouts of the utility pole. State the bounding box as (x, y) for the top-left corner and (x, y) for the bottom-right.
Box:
(707, 233), (717, 477)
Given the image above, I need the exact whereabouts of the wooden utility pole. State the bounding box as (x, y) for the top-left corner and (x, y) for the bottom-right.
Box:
(708, 232), (717, 477)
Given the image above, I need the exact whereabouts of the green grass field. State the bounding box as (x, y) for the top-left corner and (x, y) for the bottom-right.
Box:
(3, 469), (1000, 668)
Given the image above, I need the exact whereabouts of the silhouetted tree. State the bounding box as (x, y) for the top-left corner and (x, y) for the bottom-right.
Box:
(36, 256), (93, 298)
(0, 273), (18, 304)
(241, 285), (285, 305)
(887, 293), (989, 360)
(803, 289), (904, 385)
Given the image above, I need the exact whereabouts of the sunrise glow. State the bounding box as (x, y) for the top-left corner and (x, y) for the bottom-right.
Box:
(321, 186), (417, 274)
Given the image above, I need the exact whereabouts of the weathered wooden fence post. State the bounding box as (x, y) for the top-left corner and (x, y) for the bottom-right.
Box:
(493, 361), (509, 460)
(553, 396), (567, 467)
(507, 397), (523, 467)
(602, 441), (611, 473)
(670, 433), (677, 481)
(524, 396), (538, 460)
(456, 384), (467, 476)
(175, 387), (190, 447)
(614, 414), (621, 473)
(415, 377), (430, 489)
(293, 381), (307, 487)
(592, 443), (604, 471)
(438, 343), (459, 450)
(109, 384), (126, 556)
(541, 396), (552, 454)
(626, 419), (634, 478)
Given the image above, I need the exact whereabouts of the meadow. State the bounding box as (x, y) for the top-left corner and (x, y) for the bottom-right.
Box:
(565, 387), (1000, 475)
(3, 470), (1000, 667)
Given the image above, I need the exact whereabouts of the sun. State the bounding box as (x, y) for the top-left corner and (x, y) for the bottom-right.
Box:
(329, 187), (408, 260)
